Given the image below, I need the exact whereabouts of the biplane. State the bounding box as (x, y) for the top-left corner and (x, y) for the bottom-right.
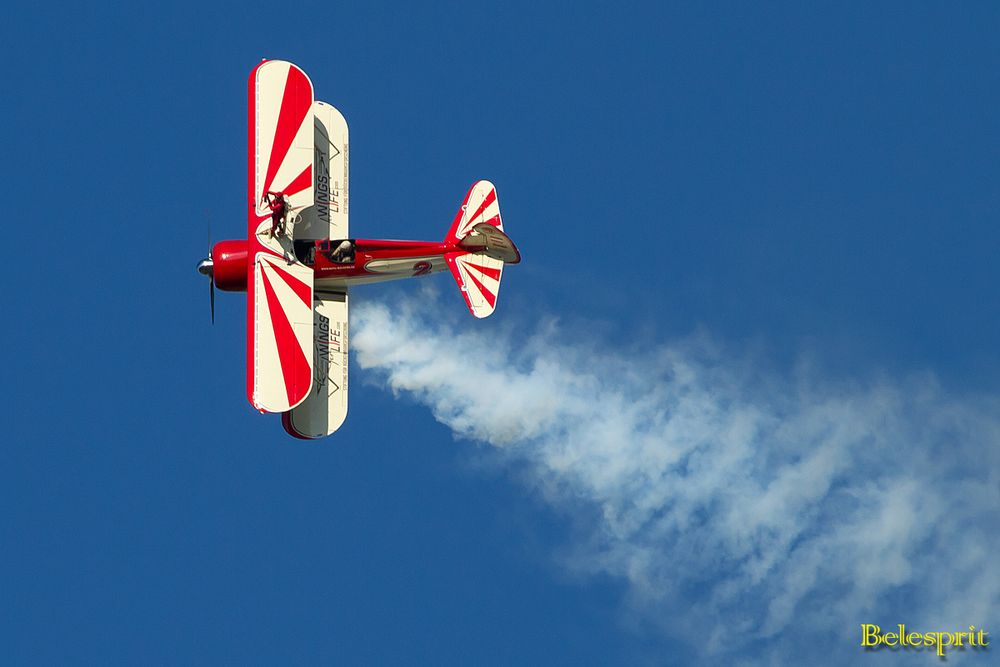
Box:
(197, 60), (520, 439)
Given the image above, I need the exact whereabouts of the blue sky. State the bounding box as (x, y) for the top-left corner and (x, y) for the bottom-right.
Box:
(3, 2), (999, 664)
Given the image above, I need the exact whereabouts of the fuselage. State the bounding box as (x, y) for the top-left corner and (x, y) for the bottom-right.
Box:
(312, 238), (452, 290)
(210, 238), (454, 293)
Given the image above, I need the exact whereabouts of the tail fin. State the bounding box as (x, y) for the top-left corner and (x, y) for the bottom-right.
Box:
(444, 181), (520, 318)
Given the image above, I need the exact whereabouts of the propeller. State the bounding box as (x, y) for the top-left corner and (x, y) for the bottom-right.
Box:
(197, 219), (215, 324)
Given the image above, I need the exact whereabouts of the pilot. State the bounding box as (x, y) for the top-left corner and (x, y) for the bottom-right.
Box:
(331, 240), (354, 263)
(263, 191), (289, 238)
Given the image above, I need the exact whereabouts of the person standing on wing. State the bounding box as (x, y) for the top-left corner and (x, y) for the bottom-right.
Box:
(263, 191), (289, 238)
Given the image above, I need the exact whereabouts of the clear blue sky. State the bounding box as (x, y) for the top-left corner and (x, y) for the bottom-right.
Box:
(3, 2), (998, 664)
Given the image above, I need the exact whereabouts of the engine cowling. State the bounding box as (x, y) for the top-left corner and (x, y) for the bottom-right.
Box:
(212, 240), (248, 292)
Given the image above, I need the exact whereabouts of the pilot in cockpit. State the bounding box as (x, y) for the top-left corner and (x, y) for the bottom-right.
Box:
(330, 240), (354, 263)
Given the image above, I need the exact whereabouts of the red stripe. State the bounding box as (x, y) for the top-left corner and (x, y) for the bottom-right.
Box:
(463, 265), (497, 308)
(264, 258), (313, 308)
(464, 262), (502, 281)
(466, 188), (497, 226)
(283, 164), (312, 196)
(262, 66), (312, 197)
(260, 269), (311, 406)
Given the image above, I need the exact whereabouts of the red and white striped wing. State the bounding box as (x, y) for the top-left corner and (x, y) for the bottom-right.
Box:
(446, 251), (504, 319)
(246, 60), (316, 412)
(445, 180), (502, 244)
(250, 60), (315, 215)
(251, 254), (314, 412)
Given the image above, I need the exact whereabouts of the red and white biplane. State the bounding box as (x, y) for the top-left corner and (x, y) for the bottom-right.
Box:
(197, 60), (520, 439)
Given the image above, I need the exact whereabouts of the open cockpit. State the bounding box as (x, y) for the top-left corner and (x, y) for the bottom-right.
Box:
(293, 239), (356, 266)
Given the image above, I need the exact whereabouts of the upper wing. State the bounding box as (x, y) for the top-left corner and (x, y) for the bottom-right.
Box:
(249, 60), (315, 216)
(246, 60), (316, 412)
(250, 255), (315, 412)
(282, 291), (349, 438)
(295, 101), (349, 241)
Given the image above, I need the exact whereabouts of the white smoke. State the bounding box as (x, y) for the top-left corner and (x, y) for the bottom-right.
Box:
(353, 295), (1000, 661)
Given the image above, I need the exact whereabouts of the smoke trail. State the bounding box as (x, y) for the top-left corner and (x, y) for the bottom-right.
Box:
(353, 295), (1000, 661)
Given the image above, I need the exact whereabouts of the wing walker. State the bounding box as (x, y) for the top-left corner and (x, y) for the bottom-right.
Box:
(197, 60), (520, 439)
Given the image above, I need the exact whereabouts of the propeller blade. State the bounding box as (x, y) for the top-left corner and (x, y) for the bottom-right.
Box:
(207, 213), (214, 324)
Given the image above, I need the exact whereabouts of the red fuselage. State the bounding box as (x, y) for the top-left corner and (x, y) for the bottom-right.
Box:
(211, 238), (456, 293)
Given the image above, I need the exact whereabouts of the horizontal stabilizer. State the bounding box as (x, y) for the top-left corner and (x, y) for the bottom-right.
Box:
(445, 180), (502, 244)
(445, 181), (516, 318)
(446, 251), (504, 318)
